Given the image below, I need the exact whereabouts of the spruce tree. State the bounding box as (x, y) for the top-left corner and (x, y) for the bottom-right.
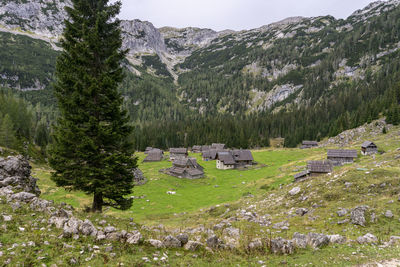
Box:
(49, 0), (137, 212)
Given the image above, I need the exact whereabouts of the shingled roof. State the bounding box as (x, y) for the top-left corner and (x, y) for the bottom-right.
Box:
(217, 151), (236, 165)
(302, 141), (318, 146)
(294, 170), (310, 180)
(232, 150), (254, 161)
(327, 149), (358, 158)
(361, 141), (377, 148)
(143, 149), (163, 162)
(307, 161), (333, 173)
(169, 148), (188, 154)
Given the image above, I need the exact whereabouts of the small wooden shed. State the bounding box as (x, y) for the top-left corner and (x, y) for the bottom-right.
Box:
(301, 141), (318, 149)
(294, 170), (310, 182)
(167, 158), (204, 179)
(307, 160), (333, 176)
(327, 149), (357, 166)
(216, 151), (236, 170)
(169, 148), (188, 161)
(361, 141), (378, 155)
(192, 145), (202, 153)
(143, 149), (163, 162)
(232, 149), (254, 168)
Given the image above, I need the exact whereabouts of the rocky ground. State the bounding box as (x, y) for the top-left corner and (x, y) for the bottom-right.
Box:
(1, 121), (400, 266)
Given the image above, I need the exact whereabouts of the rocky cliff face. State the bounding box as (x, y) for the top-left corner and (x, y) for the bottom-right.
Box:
(1, 0), (400, 113)
(0, 0), (68, 38)
(121, 20), (167, 56)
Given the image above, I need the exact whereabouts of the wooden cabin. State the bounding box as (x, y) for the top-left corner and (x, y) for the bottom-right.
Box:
(143, 149), (163, 162)
(327, 149), (357, 166)
(167, 158), (204, 179)
(201, 145), (211, 152)
(202, 149), (228, 161)
(307, 160), (333, 176)
(232, 149), (254, 168)
(301, 141), (318, 149)
(361, 141), (378, 155)
(216, 151), (236, 170)
(169, 148), (188, 161)
(215, 150), (255, 169)
(192, 145), (202, 153)
(294, 170), (310, 182)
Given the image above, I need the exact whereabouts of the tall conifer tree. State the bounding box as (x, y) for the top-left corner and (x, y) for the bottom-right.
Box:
(49, 0), (137, 212)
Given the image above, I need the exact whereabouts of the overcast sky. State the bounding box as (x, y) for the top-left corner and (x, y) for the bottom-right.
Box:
(114, 0), (378, 31)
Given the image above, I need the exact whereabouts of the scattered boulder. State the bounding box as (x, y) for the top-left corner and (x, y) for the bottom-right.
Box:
(163, 235), (182, 248)
(132, 168), (147, 186)
(206, 235), (224, 249)
(222, 227), (240, 239)
(2, 215), (12, 222)
(357, 233), (378, 244)
(104, 226), (116, 234)
(49, 216), (68, 229)
(176, 233), (189, 245)
(106, 231), (122, 241)
(63, 217), (81, 237)
(273, 221), (289, 230)
(148, 239), (164, 248)
(270, 238), (295, 255)
(247, 238), (263, 251)
(292, 232), (307, 249)
(289, 187), (301, 196)
(79, 219), (97, 237)
(328, 234), (346, 244)
(306, 233), (329, 248)
(295, 208), (309, 216)
(351, 206), (369, 226)
(11, 192), (36, 202)
(126, 231), (142, 245)
(0, 156), (40, 195)
(184, 241), (203, 251)
(337, 208), (348, 217)
(385, 210), (394, 218)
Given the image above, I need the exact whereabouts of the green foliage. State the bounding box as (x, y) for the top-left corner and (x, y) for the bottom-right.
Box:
(49, 0), (137, 212)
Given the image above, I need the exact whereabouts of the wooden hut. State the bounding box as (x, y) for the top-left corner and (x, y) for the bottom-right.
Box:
(143, 149), (163, 162)
(201, 145), (211, 152)
(216, 151), (236, 170)
(327, 149), (357, 166)
(361, 141), (378, 155)
(202, 149), (228, 161)
(192, 145), (202, 153)
(301, 141), (318, 149)
(307, 160), (333, 176)
(167, 158), (204, 179)
(169, 148), (188, 161)
(232, 149), (254, 168)
(294, 170), (310, 182)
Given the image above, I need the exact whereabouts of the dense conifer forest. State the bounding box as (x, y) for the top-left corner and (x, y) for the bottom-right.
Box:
(0, 2), (400, 154)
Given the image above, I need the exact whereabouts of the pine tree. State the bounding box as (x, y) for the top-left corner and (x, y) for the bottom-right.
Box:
(0, 114), (17, 149)
(49, 0), (137, 212)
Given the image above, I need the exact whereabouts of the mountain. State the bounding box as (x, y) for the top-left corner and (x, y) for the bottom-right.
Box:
(0, 0), (400, 150)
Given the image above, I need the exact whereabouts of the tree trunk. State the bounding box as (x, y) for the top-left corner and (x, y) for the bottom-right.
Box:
(92, 192), (103, 213)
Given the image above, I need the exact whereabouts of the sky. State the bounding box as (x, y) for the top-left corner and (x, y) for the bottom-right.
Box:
(114, 0), (379, 31)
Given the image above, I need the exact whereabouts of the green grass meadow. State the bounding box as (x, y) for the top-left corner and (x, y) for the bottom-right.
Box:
(35, 148), (323, 225)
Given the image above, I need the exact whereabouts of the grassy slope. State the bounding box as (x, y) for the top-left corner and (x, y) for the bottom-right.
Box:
(2, 121), (400, 266)
(35, 148), (321, 225)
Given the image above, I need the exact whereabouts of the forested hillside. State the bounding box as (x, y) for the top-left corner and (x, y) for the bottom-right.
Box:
(0, 0), (400, 152)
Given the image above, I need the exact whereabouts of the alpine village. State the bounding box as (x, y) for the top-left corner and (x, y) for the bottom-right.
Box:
(1, 0), (400, 266)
